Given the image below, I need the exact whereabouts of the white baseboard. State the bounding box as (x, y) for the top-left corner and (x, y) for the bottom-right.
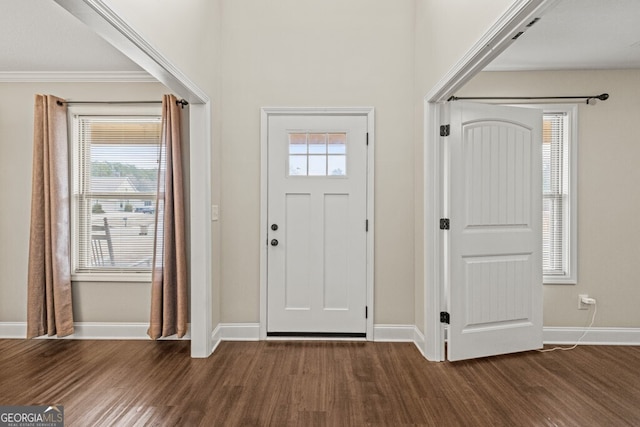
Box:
(373, 324), (426, 356)
(10, 323), (635, 352)
(208, 323), (421, 345)
(413, 327), (426, 357)
(373, 324), (416, 342)
(210, 323), (223, 354)
(218, 323), (261, 341)
(0, 323), (27, 338)
(0, 322), (190, 340)
(543, 327), (640, 346)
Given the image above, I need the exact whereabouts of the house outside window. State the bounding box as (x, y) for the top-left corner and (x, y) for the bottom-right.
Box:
(69, 105), (162, 281)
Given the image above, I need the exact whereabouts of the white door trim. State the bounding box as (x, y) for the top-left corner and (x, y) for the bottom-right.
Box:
(260, 107), (375, 341)
(422, 0), (559, 361)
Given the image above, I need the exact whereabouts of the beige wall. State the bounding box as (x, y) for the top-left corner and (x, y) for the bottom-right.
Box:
(220, 0), (416, 324)
(414, 0), (516, 95)
(0, 81), (168, 323)
(460, 69), (640, 328)
(104, 0), (221, 96)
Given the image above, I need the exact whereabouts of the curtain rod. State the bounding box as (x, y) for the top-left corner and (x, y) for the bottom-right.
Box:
(56, 99), (189, 108)
(448, 93), (609, 104)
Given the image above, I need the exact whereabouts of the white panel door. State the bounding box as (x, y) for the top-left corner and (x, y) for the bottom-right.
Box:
(267, 114), (368, 335)
(447, 102), (543, 361)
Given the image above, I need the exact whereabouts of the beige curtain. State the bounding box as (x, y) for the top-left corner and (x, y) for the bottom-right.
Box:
(27, 94), (74, 338)
(148, 94), (188, 339)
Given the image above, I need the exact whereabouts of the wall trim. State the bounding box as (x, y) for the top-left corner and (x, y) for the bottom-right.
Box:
(219, 323), (261, 341)
(373, 324), (416, 342)
(543, 327), (640, 346)
(207, 323), (423, 345)
(413, 327), (426, 357)
(187, 103), (213, 357)
(374, 324), (426, 356)
(0, 323), (26, 339)
(0, 322), (190, 340)
(210, 323), (223, 354)
(9, 323), (636, 350)
(0, 71), (156, 83)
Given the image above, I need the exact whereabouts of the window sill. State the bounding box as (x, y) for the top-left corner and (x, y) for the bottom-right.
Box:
(543, 276), (577, 285)
(71, 272), (152, 283)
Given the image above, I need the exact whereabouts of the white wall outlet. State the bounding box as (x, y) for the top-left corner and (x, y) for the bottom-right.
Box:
(211, 205), (219, 221)
(578, 294), (589, 310)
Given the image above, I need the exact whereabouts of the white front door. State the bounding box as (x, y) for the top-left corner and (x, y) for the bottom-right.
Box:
(267, 114), (368, 335)
(446, 102), (543, 361)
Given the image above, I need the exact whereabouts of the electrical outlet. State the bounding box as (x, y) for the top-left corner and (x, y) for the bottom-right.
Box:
(578, 294), (589, 310)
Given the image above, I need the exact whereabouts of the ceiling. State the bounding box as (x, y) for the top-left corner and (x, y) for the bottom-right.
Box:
(0, 0), (639, 74)
(487, 0), (640, 71)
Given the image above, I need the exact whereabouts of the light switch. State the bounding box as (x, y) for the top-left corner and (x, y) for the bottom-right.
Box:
(212, 205), (219, 221)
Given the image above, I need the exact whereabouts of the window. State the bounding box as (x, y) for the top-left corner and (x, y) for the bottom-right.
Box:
(70, 106), (162, 281)
(288, 132), (347, 176)
(542, 106), (577, 284)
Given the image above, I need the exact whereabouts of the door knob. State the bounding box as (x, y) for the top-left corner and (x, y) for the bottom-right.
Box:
(271, 239), (279, 246)
(271, 224), (279, 231)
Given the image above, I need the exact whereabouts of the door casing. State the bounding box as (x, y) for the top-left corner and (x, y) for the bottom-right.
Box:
(260, 107), (375, 340)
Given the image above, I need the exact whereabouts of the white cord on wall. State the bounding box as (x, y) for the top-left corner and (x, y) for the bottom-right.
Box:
(538, 298), (597, 353)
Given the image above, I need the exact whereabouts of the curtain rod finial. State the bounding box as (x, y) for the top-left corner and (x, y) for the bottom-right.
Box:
(587, 94), (609, 105)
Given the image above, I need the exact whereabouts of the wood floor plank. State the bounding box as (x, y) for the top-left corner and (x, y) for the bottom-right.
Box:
(1, 340), (640, 426)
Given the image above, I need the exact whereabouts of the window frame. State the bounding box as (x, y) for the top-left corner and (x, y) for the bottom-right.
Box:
(539, 104), (578, 284)
(68, 104), (162, 283)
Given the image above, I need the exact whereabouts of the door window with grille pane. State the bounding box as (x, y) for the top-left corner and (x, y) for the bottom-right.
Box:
(70, 107), (162, 279)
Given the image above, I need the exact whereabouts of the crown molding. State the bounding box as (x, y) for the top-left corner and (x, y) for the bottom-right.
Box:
(0, 71), (157, 83)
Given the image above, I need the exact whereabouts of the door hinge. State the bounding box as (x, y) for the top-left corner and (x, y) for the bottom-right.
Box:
(440, 218), (450, 230)
(440, 311), (450, 324)
(366, 133), (369, 146)
(366, 219), (369, 232)
(440, 124), (450, 137)
(365, 306), (368, 319)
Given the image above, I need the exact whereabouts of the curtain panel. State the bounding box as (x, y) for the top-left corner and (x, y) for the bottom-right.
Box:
(148, 94), (188, 339)
(27, 94), (74, 338)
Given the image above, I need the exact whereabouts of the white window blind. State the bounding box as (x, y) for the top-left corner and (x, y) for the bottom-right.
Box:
(72, 114), (163, 275)
(542, 112), (569, 277)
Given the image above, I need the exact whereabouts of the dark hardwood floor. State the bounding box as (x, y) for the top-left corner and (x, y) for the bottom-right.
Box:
(1, 339), (639, 426)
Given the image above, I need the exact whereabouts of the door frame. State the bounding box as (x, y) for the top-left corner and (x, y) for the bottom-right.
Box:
(422, 0), (558, 360)
(260, 107), (375, 340)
